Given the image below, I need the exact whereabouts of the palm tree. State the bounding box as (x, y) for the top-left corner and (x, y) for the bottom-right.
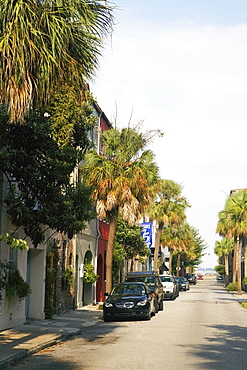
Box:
(174, 222), (195, 276)
(187, 227), (207, 271)
(216, 210), (237, 283)
(216, 190), (247, 294)
(161, 221), (191, 275)
(175, 224), (194, 276)
(0, 0), (113, 122)
(171, 226), (206, 276)
(214, 238), (234, 284)
(81, 127), (160, 292)
(149, 179), (189, 271)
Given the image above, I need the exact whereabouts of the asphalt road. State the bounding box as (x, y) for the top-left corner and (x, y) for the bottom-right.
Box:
(5, 278), (247, 370)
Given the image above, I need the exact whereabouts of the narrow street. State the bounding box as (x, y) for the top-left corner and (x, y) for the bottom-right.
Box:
(6, 279), (247, 370)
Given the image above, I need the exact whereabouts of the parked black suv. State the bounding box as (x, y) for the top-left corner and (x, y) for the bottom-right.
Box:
(124, 271), (164, 312)
(185, 273), (197, 285)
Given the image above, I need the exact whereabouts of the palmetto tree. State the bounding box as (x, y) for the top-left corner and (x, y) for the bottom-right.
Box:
(216, 209), (237, 282)
(170, 226), (206, 275)
(214, 238), (234, 284)
(0, 0), (113, 122)
(149, 179), (189, 271)
(161, 221), (193, 276)
(188, 227), (207, 270)
(175, 222), (195, 275)
(81, 127), (160, 292)
(216, 190), (247, 294)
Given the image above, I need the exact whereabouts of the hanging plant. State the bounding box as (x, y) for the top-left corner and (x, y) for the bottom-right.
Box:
(83, 261), (98, 283)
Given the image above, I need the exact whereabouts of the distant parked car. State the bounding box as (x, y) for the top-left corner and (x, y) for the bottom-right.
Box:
(160, 274), (179, 300)
(103, 282), (156, 322)
(175, 276), (190, 291)
(125, 271), (164, 312)
(197, 275), (204, 280)
(216, 275), (223, 281)
(185, 273), (197, 285)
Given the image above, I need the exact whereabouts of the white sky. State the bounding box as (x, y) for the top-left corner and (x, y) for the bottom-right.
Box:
(91, 0), (247, 269)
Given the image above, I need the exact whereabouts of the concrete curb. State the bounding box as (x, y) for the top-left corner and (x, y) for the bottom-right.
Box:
(0, 327), (81, 369)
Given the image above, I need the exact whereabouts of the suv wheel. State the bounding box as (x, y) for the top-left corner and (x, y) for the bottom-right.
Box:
(103, 315), (111, 322)
(145, 310), (152, 320)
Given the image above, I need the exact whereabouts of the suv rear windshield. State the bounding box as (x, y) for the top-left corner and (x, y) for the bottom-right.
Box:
(160, 276), (172, 282)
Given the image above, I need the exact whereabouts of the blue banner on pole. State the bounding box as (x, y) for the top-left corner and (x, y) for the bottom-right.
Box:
(139, 222), (152, 249)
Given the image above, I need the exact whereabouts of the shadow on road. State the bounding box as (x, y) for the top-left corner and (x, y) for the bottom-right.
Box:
(189, 323), (247, 369)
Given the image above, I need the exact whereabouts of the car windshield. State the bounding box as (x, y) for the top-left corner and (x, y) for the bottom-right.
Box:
(160, 276), (172, 282)
(111, 284), (146, 297)
(126, 276), (155, 285)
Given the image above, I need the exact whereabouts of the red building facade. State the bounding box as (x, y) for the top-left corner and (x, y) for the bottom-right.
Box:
(94, 104), (111, 302)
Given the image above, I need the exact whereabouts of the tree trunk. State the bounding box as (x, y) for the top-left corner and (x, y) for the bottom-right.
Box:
(153, 228), (162, 272)
(232, 237), (237, 283)
(105, 218), (117, 293)
(121, 257), (126, 283)
(176, 252), (181, 277)
(130, 259), (134, 272)
(237, 237), (242, 295)
(244, 239), (247, 280)
(169, 249), (174, 274)
(225, 255), (229, 285)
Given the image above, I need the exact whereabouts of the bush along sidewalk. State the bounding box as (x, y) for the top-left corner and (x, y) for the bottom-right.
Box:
(226, 282), (238, 292)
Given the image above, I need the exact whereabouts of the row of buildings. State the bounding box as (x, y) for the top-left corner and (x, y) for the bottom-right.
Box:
(0, 101), (170, 331)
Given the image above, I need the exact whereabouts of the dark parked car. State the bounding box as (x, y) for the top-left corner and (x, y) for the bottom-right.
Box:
(175, 276), (190, 291)
(125, 271), (164, 312)
(160, 274), (179, 300)
(185, 273), (197, 285)
(103, 282), (155, 322)
(216, 275), (223, 281)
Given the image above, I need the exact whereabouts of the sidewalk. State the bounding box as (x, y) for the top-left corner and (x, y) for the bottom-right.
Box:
(0, 305), (103, 369)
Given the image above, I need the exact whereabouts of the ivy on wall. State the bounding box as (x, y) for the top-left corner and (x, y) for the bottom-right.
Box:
(0, 261), (30, 304)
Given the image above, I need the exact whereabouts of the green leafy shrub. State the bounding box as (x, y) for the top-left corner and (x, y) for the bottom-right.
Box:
(240, 301), (247, 309)
(227, 282), (238, 291)
(242, 277), (247, 284)
(0, 261), (30, 303)
(6, 270), (30, 302)
(83, 261), (98, 283)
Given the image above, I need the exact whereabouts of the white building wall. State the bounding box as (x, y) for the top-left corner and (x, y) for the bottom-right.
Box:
(0, 174), (46, 329)
(0, 245), (28, 330)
